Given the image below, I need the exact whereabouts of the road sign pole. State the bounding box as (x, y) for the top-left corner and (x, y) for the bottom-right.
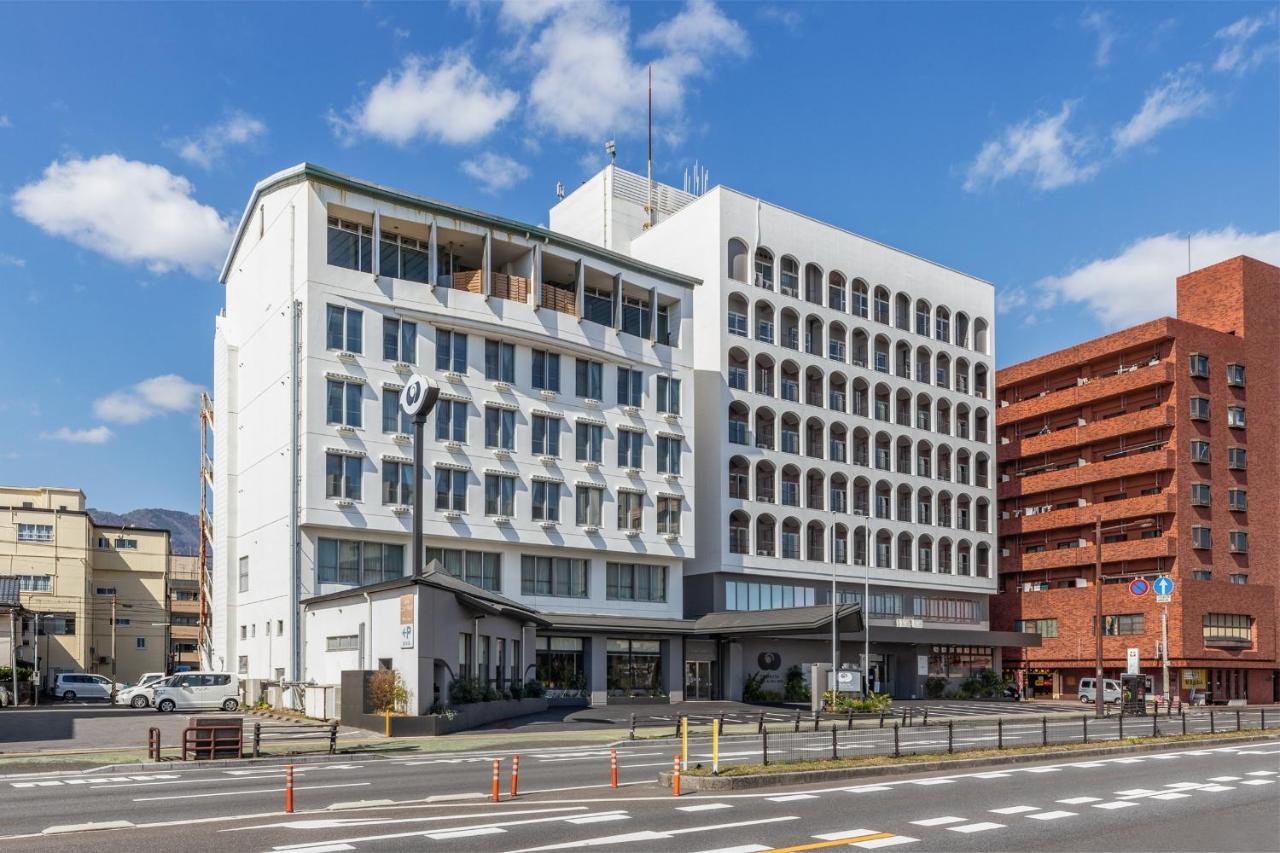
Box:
(1161, 607), (1169, 702)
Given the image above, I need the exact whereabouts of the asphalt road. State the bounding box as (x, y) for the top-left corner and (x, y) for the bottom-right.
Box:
(2, 737), (1276, 852)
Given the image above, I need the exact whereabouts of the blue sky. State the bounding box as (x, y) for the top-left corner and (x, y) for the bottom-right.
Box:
(1, 1), (1276, 513)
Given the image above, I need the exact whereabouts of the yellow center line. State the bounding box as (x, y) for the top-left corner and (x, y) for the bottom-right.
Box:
(763, 831), (895, 853)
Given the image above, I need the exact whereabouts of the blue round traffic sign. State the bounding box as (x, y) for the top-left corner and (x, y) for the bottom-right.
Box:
(1129, 577), (1151, 597)
(1153, 576), (1174, 596)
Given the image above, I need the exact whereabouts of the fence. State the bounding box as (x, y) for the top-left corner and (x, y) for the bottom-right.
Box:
(250, 721), (338, 757)
(664, 707), (1270, 771)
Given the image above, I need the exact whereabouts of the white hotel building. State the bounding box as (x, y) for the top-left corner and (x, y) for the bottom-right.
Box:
(212, 164), (700, 706)
(552, 166), (1036, 699)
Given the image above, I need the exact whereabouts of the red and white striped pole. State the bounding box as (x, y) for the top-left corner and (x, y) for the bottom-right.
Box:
(671, 754), (680, 797)
(491, 758), (500, 802)
(284, 763), (295, 813)
(510, 755), (520, 799)
(610, 748), (618, 788)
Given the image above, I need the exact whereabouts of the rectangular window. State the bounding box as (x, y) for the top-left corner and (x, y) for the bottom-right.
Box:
(1226, 363), (1245, 387)
(325, 453), (362, 500)
(379, 232), (430, 283)
(575, 486), (603, 527)
(484, 474), (515, 517)
(657, 496), (681, 535)
(382, 460), (414, 505)
(1190, 483), (1211, 506)
(531, 414), (561, 457)
(1228, 530), (1248, 553)
(17, 523), (53, 542)
(327, 217), (373, 272)
(520, 556), (588, 597)
(238, 556), (249, 593)
(1099, 613), (1144, 636)
(382, 392), (412, 434)
(656, 302), (677, 346)
(1188, 353), (1209, 378)
(1230, 573), (1248, 585)
(656, 376), (681, 414)
(1228, 488), (1247, 512)
(617, 429), (643, 468)
(426, 548), (501, 591)
(1227, 406), (1246, 428)
(326, 635), (360, 652)
(1203, 613), (1251, 645)
(435, 328), (467, 373)
(434, 468), (467, 512)
(617, 367), (643, 407)
(1014, 618), (1058, 638)
(1192, 569), (1212, 581)
(606, 563), (667, 602)
(914, 597), (978, 623)
(532, 349), (560, 392)
(484, 406), (515, 450)
(725, 581), (816, 611)
(621, 294), (650, 338)
(1190, 439), (1210, 463)
(583, 287), (613, 327)
(1191, 526), (1211, 549)
(617, 491), (643, 531)
(17, 575), (51, 592)
(657, 435), (681, 475)
(383, 317), (417, 364)
(727, 309), (747, 337)
(484, 339), (516, 382)
(1189, 397), (1209, 421)
(575, 422), (603, 463)
(435, 400), (467, 442)
(326, 304), (363, 353)
(531, 480), (560, 522)
(1227, 447), (1247, 469)
(575, 358), (603, 399)
(317, 538), (405, 586)
(114, 538), (137, 550)
(326, 379), (362, 428)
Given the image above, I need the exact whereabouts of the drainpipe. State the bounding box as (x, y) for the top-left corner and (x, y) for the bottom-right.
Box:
(288, 203), (302, 682)
(362, 592), (373, 670)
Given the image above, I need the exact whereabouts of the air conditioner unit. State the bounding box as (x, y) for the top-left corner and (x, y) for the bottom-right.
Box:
(1025, 507), (1039, 516)
(1000, 511), (1010, 520)
(1000, 436), (1010, 445)
(1021, 583), (1035, 592)
(1000, 548), (1011, 558)
(1000, 474), (1010, 483)
(1074, 577), (1089, 588)
(999, 400), (1009, 408)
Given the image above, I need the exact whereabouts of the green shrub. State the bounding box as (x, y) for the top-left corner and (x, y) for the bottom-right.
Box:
(823, 690), (893, 713)
(742, 672), (768, 703)
(448, 677), (484, 705)
(368, 668), (409, 714)
(924, 676), (947, 699)
(783, 665), (810, 702)
(522, 680), (545, 698)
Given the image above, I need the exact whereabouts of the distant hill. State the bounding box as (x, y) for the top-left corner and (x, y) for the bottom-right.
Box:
(88, 507), (200, 556)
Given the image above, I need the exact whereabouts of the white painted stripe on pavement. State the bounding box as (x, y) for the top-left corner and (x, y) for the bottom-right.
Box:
(688, 846), (770, 853)
(1149, 792), (1190, 800)
(948, 822), (1004, 833)
(1198, 785), (1234, 792)
(134, 782), (369, 802)
(910, 816), (965, 826)
(845, 785), (892, 792)
(854, 836), (918, 848)
(972, 772), (1009, 779)
(1245, 770), (1278, 776)
(1057, 797), (1101, 805)
(1027, 810), (1076, 820)
(426, 826), (507, 840)
(677, 803), (734, 812)
(1092, 802), (1138, 810)
(814, 829), (881, 840)
(566, 814), (631, 825)
(1208, 776), (1241, 781)
(910, 779), (953, 786)
(1110, 758), (1144, 764)
(285, 846), (355, 853)
(768, 794), (819, 802)
(1240, 779), (1275, 786)
(1024, 767), (1060, 773)
(989, 806), (1039, 815)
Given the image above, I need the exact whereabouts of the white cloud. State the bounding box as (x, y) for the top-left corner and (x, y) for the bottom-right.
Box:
(177, 111), (267, 168)
(757, 5), (802, 34)
(1213, 9), (1279, 75)
(0, 253), (24, 267)
(0, 114), (11, 128)
(1112, 64), (1213, 151)
(331, 53), (518, 146)
(1034, 227), (1280, 328)
(963, 101), (1099, 192)
(93, 374), (204, 425)
(12, 155), (232, 275)
(41, 426), (113, 444)
(995, 286), (1029, 315)
(523, 0), (748, 143)
(460, 152), (531, 194)
(1080, 8), (1117, 68)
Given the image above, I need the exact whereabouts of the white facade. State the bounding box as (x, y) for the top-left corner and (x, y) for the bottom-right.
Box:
(213, 164), (697, 682)
(553, 168), (1001, 667)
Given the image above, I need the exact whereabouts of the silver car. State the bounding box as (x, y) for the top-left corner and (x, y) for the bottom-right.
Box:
(52, 673), (117, 701)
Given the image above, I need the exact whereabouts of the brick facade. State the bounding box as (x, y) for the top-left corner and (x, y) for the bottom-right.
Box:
(993, 256), (1279, 704)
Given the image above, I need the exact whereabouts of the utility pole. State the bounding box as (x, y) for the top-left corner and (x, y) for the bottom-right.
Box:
(8, 610), (17, 703)
(110, 594), (118, 703)
(1094, 516), (1104, 719)
(1161, 607), (1170, 702)
(32, 613), (40, 707)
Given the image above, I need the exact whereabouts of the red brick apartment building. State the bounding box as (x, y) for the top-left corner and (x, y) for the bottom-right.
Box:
(992, 256), (1279, 704)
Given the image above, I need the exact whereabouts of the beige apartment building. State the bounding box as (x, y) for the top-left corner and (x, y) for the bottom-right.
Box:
(168, 554), (204, 670)
(0, 486), (171, 687)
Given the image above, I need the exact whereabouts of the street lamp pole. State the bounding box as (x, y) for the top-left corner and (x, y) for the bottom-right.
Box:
(830, 512), (839, 698)
(401, 375), (440, 578)
(1094, 515), (1104, 719)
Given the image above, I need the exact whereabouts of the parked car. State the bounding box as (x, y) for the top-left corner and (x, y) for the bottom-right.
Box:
(114, 672), (168, 708)
(1078, 677), (1122, 704)
(52, 673), (118, 701)
(152, 673), (241, 712)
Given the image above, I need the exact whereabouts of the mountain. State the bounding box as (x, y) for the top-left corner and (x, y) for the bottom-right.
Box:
(88, 507), (200, 556)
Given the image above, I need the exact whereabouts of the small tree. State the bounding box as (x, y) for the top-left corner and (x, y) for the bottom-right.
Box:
(368, 668), (408, 715)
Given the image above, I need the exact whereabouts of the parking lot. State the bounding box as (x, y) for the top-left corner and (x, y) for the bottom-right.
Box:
(0, 703), (248, 754)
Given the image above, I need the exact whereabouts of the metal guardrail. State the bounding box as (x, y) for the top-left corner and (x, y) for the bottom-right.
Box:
(250, 721), (338, 757)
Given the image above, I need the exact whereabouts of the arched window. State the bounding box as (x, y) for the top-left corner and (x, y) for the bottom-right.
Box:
(781, 464), (801, 506)
(829, 372), (848, 414)
(728, 510), (750, 555)
(976, 498), (991, 533)
(780, 308), (800, 350)
(974, 364), (990, 400)
(828, 271), (847, 312)
(781, 517), (801, 559)
(874, 431), (892, 470)
(937, 399), (952, 435)
(916, 440), (932, 478)
(829, 321), (847, 362)
(852, 427), (871, 467)
(873, 286), (890, 324)
(975, 452), (990, 488)
(975, 408), (990, 444)
(917, 487), (933, 525)
(852, 377), (869, 418)
(805, 366), (824, 407)
(728, 347), (749, 391)
(874, 383), (891, 421)
(727, 293), (749, 338)
(754, 301), (776, 344)
(728, 401), (749, 445)
(955, 494), (969, 530)
(830, 472), (849, 513)
(895, 340), (912, 379)
(781, 413), (801, 455)
(754, 353), (775, 396)
(728, 455), (750, 499)
(780, 360), (800, 402)
(727, 238), (749, 282)
(806, 468), (825, 509)
(896, 484), (912, 522)
(955, 357), (970, 394)
(873, 335), (891, 373)
(937, 445), (952, 481)
(894, 292), (911, 331)
(833, 523), (849, 563)
(957, 540), (972, 576)
(805, 417), (824, 459)
(780, 256), (799, 297)
(914, 299), (931, 337)
(875, 530), (893, 568)
(915, 346), (931, 384)
(754, 247), (774, 290)
(895, 388), (912, 427)
(804, 263), (823, 305)
(935, 306), (951, 343)
(874, 480), (893, 518)
(755, 460), (776, 503)
(754, 407), (776, 450)
(955, 312), (970, 348)
(976, 543), (991, 577)
(804, 315), (823, 356)
(918, 535), (934, 572)
(852, 279), (870, 318)
(957, 449), (971, 485)
(974, 317), (990, 354)
(955, 403), (970, 439)
(935, 353), (951, 389)
(938, 492), (954, 527)
(937, 538), (953, 574)
(851, 329), (869, 368)
(897, 532), (913, 570)
(755, 514), (777, 557)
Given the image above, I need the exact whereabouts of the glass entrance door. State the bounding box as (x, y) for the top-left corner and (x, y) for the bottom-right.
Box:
(684, 660), (713, 700)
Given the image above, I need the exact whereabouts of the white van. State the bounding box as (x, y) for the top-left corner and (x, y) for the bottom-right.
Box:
(52, 673), (117, 701)
(1078, 678), (1122, 704)
(152, 673), (241, 712)
(115, 672), (168, 708)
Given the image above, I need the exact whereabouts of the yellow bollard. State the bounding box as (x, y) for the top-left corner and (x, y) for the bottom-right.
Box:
(712, 718), (720, 775)
(680, 716), (688, 771)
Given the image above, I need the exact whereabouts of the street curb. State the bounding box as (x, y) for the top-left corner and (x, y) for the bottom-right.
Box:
(659, 732), (1280, 791)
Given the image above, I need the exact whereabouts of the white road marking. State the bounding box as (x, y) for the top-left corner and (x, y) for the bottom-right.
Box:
(135, 782), (370, 802)
(1240, 779), (1275, 786)
(948, 822), (1005, 833)
(426, 826), (506, 840)
(1115, 788), (1158, 797)
(910, 779), (953, 786)
(909, 816), (965, 826)
(1149, 792), (1190, 800)
(280, 845), (354, 853)
(1245, 770), (1278, 776)
(1027, 810), (1076, 820)
(507, 816), (801, 852)
(767, 794), (818, 802)
(1110, 758), (1144, 764)
(1208, 776), (1241, 782)
(814, 829), (882, 840)
(1057, 797), (1101, 805)
(1198, 785), (1234, 792)
(845, 785), (892, 792)
(688, 846), (770, 853)
(990, 806), (1040, 814)
(677, 803), (734, 812)
(1070, 762), (1106, 768)
(1092, 802), (1138, 810)
(853, 836), (918, 849)
(565, 814), (631, 825)
(972, 772), (1009, 779)
(1024, 767), (1060, 774)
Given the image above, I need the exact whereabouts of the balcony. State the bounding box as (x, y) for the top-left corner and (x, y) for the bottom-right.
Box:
(999, 404), (1174, 462)
(999, 360), (1173, 424)
(492, 273), (531, 303)
(1000, 491), (1175, 536)
(1001, 534), (1175, 573)
(452, 269), (483, 294)
(999, 448), (1174, 500)
(540, 280), (576, 314)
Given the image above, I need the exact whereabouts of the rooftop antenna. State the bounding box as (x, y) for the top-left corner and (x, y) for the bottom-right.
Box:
(683, 167), (689, 194)
(555, 181), (565, 200)
(644, 64), (653, 229)
(604, 139), (616, 164)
